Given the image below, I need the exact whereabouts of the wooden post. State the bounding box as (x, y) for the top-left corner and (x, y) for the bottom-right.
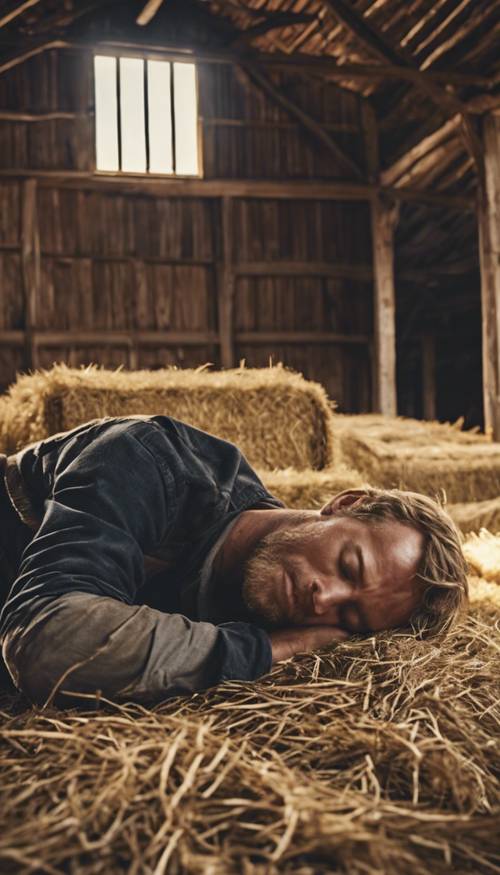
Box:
(218, 196), (235, 369)
(371, 194), (399, 416)
(478, 111), (500, 439)
(421, 334), (437, 421)
(21, 179), (40, 371)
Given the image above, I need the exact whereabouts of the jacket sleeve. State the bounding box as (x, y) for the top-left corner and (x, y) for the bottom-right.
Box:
(0, 421), (272, 704)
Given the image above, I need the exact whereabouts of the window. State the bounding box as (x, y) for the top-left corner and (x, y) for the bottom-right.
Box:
(94, 55), (200, 176)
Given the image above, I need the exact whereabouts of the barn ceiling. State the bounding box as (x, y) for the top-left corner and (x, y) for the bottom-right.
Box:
(0, 0), (498, 199)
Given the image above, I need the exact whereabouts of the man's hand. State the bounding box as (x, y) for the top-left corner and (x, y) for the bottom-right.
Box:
(269, 625), (349, 663)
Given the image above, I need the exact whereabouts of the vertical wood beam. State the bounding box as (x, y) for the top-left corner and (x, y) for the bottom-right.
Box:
(371, 194), (399, 416)
(218, 196), (235, 369)
(21, 179), (40, 371)
(478, 111), (500, 438)
(421, 334), (437, 421)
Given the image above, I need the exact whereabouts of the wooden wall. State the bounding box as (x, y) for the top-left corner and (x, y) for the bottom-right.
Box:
(0, 48), (373, 409)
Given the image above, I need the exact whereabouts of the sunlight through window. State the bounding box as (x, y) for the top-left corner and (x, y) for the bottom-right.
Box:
(94, 56), (119, 171)
(147, 59), (173, 174)
(94, 55), (199, 176)
(173, 62), (199, 176)
(119, 58), (147, 173)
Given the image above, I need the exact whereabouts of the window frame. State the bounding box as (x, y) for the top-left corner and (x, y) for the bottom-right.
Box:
(92, 51), (203, 179)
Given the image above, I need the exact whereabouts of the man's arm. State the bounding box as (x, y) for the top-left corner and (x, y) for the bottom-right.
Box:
(269, 626), (348, 663)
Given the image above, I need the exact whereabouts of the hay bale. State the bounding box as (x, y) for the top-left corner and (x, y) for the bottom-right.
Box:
(257, 465), (364, 509)
(463, 530), (500, 583)
(0, 574), (498, 875)
(0, 394), (10, 454)
(336, 413), (500, 503)
(1, 363), (336, 471)
(448, 496), (500, 535)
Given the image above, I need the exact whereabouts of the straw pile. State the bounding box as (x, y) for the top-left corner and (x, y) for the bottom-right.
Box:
(463, 529), (500, 582)
(0, 363), (336, 471)
(257, 465), (364, 509)
(1, 575), (498, 875)
(448, 497), (500, 536)
(336, 414), (500, 504)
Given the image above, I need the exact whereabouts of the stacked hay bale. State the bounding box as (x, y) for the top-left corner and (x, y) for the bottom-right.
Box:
(0, 362), (336, 472)
(0, 363), (368, 503)
(336, 413), (500, 532)
(336, 413), (499, 503)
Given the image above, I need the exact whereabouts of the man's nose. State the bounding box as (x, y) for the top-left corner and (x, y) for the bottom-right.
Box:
(311, 577), (353, 616)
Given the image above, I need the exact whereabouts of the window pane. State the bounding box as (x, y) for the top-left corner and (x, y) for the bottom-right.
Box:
(94, 56), (119, 171)
(147, 60), (173, 174)
(120, 57), (147, 173)
(173, 62), (199, 176)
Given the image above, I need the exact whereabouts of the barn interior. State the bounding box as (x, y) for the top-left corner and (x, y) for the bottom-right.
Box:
(0, 1), (499, 873)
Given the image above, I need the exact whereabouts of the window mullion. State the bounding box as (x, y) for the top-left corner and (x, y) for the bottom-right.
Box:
(170, 61), (176, 175)
(143, 59), (150, 173)
(116, 57), (122, 171)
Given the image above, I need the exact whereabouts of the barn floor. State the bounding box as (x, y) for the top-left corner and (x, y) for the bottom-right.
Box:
(1, 574), (498, 875)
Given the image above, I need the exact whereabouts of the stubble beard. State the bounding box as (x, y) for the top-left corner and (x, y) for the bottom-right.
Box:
(241, 517), (324, 628)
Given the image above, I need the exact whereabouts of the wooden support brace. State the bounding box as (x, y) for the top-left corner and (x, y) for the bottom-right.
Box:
(478, 112), (500, 439)
(21, 179), (40, 372)
(372, 194), (400, 416)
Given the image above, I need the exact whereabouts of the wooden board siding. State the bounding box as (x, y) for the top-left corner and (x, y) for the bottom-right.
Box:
(0, 47), (375, 410)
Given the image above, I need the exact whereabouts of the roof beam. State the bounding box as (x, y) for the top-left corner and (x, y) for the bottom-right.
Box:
(0, 0), (41, 30)
(0, 38), (492, 89)
(381, 116), (461, 187)
(230, 11), (318, 45)
(136, 0), (165, 26)
(321, 0), (483, 174)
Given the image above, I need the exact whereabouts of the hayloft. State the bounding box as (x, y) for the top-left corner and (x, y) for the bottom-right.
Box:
(0, 2), (499, 875)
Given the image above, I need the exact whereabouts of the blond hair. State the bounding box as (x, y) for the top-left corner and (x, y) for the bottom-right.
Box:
(337, 487), (469, 637)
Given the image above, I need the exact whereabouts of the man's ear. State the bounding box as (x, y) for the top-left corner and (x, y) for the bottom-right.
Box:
(320, 489), (369, 516)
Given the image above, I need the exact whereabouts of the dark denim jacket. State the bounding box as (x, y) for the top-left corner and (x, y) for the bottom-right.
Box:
(0, 415), (285, 687)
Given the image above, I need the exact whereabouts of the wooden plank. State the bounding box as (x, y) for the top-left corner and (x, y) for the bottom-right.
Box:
(235, 261), (373, 280)
(238, 61), (363, 180)
(0, 39), (491, 88)
(371, 195), (399, 416)
(0, 111), (81, 121)
(136, 0), (165, 26)
(421, 335), (437, 421)
(236, 332), (369, 344)
(218, 197), (235, 369)
(21, 179), (40, 370)
(0, 330), (369, 346)
(361, 101), (379, 183)
(0, 0), (41, 29)
(478, 112), (500, 439)
(0, 170), (475, 210)
(381, 116), (461, 187)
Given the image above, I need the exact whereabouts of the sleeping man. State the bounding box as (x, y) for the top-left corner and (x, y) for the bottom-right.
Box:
(0, 414), (469, 709)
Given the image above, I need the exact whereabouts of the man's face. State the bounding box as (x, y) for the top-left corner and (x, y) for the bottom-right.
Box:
(241, 514), (424, 634)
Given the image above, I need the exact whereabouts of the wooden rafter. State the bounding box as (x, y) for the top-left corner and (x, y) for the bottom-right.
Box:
(0, 0), (41, 29)
(230, 11), (318, 45)
(238, 60), (363, 179)
(136, 0), (165, 26)
(381, 116), (461, 187)
(321, 0), (483, 174)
